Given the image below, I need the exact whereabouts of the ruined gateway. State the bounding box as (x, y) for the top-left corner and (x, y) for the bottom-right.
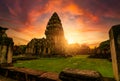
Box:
(25, 12), (67, 56)
(0, 27), (14, 65)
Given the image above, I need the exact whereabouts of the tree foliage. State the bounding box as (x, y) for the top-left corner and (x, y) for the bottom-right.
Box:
(99, 40), (110, 50)
(13, 45), (26, 55)
(89, 40), (111, 59)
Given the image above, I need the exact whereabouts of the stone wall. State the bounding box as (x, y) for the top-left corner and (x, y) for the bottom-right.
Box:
(0, 67), (60, 81)
(25, 38), (51, 56)
(0, 67), (105, 81)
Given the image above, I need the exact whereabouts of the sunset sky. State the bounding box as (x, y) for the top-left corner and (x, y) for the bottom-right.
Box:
(0, 0), (120, 47)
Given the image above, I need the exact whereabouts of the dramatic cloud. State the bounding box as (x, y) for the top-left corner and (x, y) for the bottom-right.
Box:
(0, 0), (120, 47)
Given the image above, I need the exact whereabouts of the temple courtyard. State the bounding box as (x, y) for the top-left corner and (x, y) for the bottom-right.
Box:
(14, 55), (113, 78)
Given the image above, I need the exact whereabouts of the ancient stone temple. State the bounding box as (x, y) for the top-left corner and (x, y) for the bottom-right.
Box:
(25, 12), (67, 56)
(0, 26), (14, 65)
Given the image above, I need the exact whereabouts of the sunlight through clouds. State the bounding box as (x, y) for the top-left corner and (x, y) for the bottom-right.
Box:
(0, 0), (120, 47)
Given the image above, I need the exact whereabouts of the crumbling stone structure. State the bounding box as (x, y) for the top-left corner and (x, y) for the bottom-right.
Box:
(0, 67), (104, 81)
(26, 12), (67, 56)
(109, 24), (120, 81)
(0, 27), (14, 66)
(59, 68), (103, 81)
(25, 38), (50, 56)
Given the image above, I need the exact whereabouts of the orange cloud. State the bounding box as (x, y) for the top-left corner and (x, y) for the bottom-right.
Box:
(0, 0), (119, 47)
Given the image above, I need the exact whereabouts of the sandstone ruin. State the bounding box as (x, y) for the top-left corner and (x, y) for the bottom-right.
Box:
(0, 27), (14, 66)
(109, 25), (120, 81)
(25, 12), (67, 56)
(0, 14), (117, 81)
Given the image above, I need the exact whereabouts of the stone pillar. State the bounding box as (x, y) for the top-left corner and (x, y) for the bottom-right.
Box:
(28, 48), (31, 54)
(0, 45), (2, 60)
(0, 27), (14, 66)
(109, 25), (120, 81)
(43, 48), (46, 55)
(1, 45), (7, 63)
(48, 48), (50, 54)
(7, 46), (13, 63)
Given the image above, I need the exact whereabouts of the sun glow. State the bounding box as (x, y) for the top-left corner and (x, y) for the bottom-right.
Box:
(67, 38), (75, 44)
(66, 34), (81, 45)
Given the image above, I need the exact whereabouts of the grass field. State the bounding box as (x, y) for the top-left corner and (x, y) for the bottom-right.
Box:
(14, 55), (113, 78)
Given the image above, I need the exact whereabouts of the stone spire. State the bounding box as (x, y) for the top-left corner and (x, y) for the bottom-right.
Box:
(45, 12), (64, 40)
(45, 12), (67, 54)
(49, 12), (61, 22)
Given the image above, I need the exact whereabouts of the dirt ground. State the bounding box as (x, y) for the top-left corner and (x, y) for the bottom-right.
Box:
(0, 76), (17, 81)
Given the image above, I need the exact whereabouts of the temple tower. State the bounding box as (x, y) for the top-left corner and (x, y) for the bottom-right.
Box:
(45, 12), (67, 55)
(25, 12), (67, 56)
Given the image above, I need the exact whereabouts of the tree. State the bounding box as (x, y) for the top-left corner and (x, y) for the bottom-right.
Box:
(99, 40), (110, 54)
(89, 40), (111, 59)
(13, 45), (26, 55)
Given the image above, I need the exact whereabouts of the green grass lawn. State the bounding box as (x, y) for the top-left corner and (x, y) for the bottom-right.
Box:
(14, 55), (113, 78)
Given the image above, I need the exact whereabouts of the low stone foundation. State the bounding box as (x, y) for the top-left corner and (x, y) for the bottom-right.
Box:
(59, 68), (103, 81)
(0, 67), (60, 81)
(0, 67), (106, 81)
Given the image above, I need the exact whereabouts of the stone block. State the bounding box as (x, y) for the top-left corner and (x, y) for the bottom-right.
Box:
(38, 72), (60, 81)
(59, 68), (103, 81)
